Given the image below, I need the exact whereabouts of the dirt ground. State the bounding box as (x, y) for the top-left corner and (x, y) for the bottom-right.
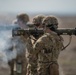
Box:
(58, 16), (76, 75)
(0, 16), (76, 75)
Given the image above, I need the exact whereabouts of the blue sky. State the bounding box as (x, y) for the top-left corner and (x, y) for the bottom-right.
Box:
(0, 0), (76, 15)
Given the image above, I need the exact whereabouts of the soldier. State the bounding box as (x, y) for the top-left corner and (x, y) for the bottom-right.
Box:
(8, 13), (33, 75)
(16, 13), (29, 29)
(26, 15), (45, 75)
(33, 14), (45, 28)
(33, 16), (64, 75)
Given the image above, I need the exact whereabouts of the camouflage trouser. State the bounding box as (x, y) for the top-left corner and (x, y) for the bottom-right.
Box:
(16, 55), (27, 75)
(8, 55), (27, 75)
(8, 59), (15, 75)
(37, 62), (59, 75)
(50, 63), (59, 75)
(26, 62), (38, 75)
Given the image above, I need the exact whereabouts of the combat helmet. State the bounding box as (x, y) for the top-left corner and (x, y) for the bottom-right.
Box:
(42, 16), (58, 30)
(17, 13), (29, 23)
(33, 14), (45, 27)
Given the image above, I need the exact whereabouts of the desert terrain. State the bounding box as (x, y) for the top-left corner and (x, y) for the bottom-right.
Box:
(0, 14), (76, 75)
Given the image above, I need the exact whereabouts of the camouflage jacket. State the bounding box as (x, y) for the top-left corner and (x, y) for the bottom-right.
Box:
(33, 31), (64, 62)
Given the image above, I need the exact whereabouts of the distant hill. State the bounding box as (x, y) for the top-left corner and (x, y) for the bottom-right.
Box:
(0, 13), (16, 24)
(0, 13), (76, 31)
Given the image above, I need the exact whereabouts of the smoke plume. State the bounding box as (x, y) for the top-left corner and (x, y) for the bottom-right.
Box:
(0, 25), (26, 69)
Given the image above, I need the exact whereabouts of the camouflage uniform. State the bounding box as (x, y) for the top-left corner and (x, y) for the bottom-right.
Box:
(26, 36), (36, 75)
(33, 32), (63, 75)
(26, 15), (45, 75)
(8, 31), (31, 75)
(14, 35), (33, 75)
(9, 13), (31, 75)
(33, 16), (64, 75)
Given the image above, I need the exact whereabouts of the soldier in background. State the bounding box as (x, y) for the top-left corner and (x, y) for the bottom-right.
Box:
(26, 14), (45, 75)
(33, 14), (45, 28)
(32, 14), (45, 39)
(33, 16), (64, 75)
(8, 13), (33, 75)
